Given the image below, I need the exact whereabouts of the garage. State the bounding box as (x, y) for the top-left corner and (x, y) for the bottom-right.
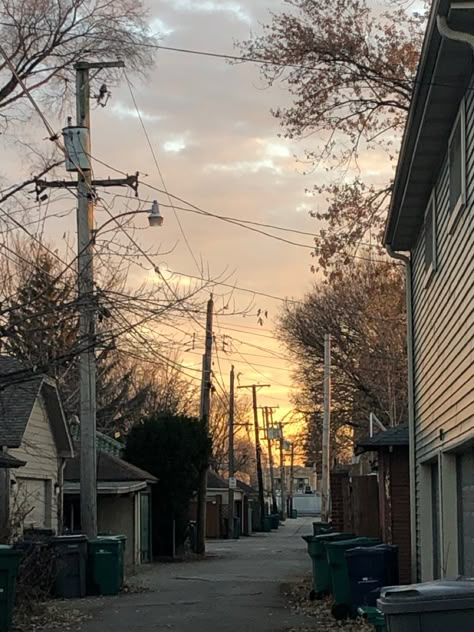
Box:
(15, 477), (52, 530)
(457, 449), (474, 576)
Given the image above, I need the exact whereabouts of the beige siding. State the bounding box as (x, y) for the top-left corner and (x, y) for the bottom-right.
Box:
(98, 495), (135, 566)
(10, 395), (59, 531)
(411, 78), (474, 578)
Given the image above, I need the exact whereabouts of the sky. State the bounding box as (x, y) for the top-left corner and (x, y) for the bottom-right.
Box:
(90, 0), (321, 430)
(1, 0), (395, 438)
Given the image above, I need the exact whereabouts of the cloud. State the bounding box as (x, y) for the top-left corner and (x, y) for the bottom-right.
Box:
(111, 102), (162, 123)
(205, 159), (282, 175)
(163, 137), (188, 153)
(162, 0), (251, 23)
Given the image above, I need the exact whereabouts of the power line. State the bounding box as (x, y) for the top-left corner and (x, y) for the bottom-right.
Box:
(123, 70), (202, 274)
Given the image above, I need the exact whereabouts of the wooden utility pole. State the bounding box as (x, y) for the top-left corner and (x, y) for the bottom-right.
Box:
(196, 295), (214, 554)
(37, 61), (144, 540)
(76, 61), (126, 539)
(261, 406), (278, 514)
(321, 333), (332, 523)
(228, 365), (235, 538)
(279, 422), (287, 520)
(238, 384), (270, 530)
(289, 441), (295, 517)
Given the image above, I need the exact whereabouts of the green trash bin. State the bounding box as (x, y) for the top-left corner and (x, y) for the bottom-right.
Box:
(262, 516), (272, 532)
(233, 517), (241, 539)
(0, 545), (21, 632)
(326, 537), (381, 620)
(291, 509), (298, 519)
(52, 534), (88, 598)
(374, 609), (386, 632)
(312, 521), (333, 536)
(270, 514), (279, 529)
(87, 538), (121, 596)
(98, 534), (127, 587)
(302, 532), (356, 599)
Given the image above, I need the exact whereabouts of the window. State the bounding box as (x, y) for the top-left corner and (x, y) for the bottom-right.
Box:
(424, 191), (436, 282)
(448, 100), (466, 231)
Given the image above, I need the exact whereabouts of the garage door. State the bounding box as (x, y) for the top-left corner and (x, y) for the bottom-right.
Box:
(457, 450), (474, 576)
(15, 478), (51, 529)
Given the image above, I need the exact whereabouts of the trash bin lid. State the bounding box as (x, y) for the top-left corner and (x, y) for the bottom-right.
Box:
(346, 544), (397, 558)
(378, 578), (474, 614)
(0, 545), (21, 556)
(53, 534), (88, 544)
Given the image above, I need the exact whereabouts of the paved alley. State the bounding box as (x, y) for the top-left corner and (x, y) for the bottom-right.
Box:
(54, 517), (314, 632)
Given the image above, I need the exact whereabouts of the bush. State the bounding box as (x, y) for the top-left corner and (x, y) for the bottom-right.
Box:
(125, 414), (211, 557)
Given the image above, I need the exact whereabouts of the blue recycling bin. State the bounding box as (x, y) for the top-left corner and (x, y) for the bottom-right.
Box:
(346, 544), (399, 609)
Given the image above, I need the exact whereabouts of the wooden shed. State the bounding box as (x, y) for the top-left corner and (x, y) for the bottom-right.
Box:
(356, 424), (411, 584)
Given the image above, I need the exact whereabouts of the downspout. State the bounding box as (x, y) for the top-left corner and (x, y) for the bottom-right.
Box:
(386, 245), (417, 582)
(437, 16), (474, 50)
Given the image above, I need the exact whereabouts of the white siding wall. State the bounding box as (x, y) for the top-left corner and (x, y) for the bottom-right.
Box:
(411, 76), (474, 578)
(9, 396), (59, 531)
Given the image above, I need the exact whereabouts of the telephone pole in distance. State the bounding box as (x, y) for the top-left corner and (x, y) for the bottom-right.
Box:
(238, 384), (270, 531)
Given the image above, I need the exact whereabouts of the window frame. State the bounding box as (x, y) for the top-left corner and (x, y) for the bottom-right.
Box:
(448, 99), (466, 234)
(424, 189), (437, 287)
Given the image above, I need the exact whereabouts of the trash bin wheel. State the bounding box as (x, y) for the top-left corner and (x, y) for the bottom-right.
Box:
(332, 602), (351, 621)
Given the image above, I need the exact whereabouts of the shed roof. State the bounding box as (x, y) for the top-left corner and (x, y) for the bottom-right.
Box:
(207, 470), (228, 490)
(385, 0), (474, 249)
(236, 479), (258, 496)
(64, 449), (157, 483)
(0, 357), (73, 456)
(0, 451), (26, 468)
(356, 423), (409, 454)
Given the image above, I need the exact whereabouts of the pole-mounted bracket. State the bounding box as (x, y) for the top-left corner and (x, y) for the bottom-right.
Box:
(34, 172), (139, 201)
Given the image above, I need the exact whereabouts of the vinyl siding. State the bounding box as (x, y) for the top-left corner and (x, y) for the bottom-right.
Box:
(10, 395), (59, 531)
(411, 73), (474, 578)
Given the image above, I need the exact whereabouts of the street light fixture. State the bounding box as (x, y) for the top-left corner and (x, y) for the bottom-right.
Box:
(148, 200), (164, 227)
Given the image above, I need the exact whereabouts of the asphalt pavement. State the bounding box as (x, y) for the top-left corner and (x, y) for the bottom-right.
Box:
(59, 516), (314, 632)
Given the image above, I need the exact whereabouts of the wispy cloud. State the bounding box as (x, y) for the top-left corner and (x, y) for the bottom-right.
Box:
(162, 0), (251, 23)
(111, 102), (162, 123)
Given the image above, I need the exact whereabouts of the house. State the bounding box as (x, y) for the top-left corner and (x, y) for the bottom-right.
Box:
(189, 472), (257, 538)
(384, 0), (474, 581)
(356, 424), (411, 583)
(0, 357), (74, 536)
(63, 449), (157, 566)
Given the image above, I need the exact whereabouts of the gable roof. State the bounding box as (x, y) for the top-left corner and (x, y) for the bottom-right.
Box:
(64, 449), (157, 483)
(207, 470), (228, 489)
(385, 0), (474, 250)
(0, 357), (73, 456)
(236, 479), (258, 496)
(356, 423), (409, 454)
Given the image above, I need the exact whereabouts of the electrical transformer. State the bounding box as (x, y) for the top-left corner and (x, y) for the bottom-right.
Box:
(62, 126), (91, 172)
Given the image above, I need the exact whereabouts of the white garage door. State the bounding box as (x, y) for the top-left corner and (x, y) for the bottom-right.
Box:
(16, 478), (51, 529)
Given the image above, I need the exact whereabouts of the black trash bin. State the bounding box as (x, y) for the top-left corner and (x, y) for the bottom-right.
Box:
(52, 535), (88, 598)
(346, 544), (399, 609)
(378, 578), (474, 632)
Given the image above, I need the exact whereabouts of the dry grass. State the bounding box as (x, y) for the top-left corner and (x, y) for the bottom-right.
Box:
(285, 578), (374, 632)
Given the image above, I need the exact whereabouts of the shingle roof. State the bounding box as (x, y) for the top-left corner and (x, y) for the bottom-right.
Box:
(0, 357), (73, 457)
(65, 449), (157, 483)
(207, 470), (228, 489)
(0, 357), (44, 448)
(0, 451), (26, 468)
(356, 423), (409, 454)
(236, 479), (258, 496)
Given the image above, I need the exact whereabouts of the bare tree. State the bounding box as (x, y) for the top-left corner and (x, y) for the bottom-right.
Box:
(279, 260), (407, 464)
(0, 0), (156, 117)
(238, 0), (426, 270)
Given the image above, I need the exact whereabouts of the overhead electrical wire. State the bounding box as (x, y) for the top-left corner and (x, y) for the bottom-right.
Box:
(123, 69), (202, 275)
